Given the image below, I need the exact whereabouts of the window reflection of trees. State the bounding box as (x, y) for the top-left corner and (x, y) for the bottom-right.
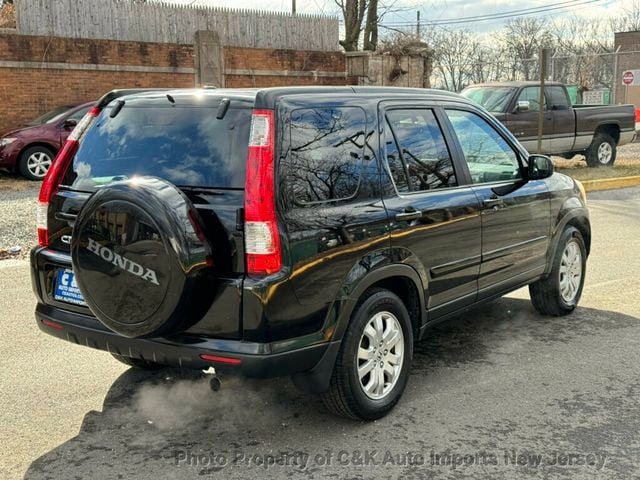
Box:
(386, 111), (456, 191)
(447, 111), (519, 167)
(446, 110), (521, 183)
(285, 108), (365, 204)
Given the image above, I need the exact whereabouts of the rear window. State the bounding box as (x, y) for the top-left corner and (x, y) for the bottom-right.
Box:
(62, 102), (251, 191)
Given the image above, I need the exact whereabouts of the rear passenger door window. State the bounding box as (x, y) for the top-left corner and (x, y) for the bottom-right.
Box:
(284, 107), (365, 205)
(385, 109), (457, 192)
(546, 86), (570, 110)
(383, 118), (410, 192)
(446, 109), (522, 184)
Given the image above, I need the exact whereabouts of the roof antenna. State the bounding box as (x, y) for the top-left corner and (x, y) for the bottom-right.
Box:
(166, 94), (175, 104)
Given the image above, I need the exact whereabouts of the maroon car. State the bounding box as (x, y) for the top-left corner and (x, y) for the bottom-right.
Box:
(0, 102), (94, 180)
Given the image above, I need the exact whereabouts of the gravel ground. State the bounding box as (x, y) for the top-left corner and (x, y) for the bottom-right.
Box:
(1, 141), (639, 261)
(0, 175), (39, 260)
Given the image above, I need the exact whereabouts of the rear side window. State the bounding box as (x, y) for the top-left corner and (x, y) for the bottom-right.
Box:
(282, 107), (365, 204)
(385, 109), (456, 192)
(546, 86), (570, 110)
(63, 103), (251, 190)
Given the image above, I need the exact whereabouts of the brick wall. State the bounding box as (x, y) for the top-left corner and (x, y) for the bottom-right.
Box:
(614, 31), (640, 105)
(0, 33), (357, 133)
(0, 33), (195, 133)
(223, 46), (352, 87)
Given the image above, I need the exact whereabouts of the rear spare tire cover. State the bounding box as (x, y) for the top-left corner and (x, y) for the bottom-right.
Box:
(71, 177), (214, 338)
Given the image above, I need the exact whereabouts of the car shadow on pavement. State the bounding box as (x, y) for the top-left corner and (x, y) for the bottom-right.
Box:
(24, 298), (640, 479)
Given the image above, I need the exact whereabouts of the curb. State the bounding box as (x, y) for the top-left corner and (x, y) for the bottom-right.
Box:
(580, 175), (640, 192)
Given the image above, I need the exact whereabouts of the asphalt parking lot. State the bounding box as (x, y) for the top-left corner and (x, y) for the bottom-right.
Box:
(1, 187), (639, 479)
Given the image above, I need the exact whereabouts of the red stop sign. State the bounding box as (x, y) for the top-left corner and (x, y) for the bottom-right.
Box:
(623, 71), (635, 85)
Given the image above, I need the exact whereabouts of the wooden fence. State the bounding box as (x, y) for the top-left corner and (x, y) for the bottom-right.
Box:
(15, 0), (339, 51)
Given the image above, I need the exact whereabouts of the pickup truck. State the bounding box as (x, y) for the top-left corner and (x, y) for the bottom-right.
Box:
(461, 81), (636, 167)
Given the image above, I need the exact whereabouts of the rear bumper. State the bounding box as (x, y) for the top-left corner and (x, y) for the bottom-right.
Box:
(35, 302), (337, 378)
(620, 130), (636, 147)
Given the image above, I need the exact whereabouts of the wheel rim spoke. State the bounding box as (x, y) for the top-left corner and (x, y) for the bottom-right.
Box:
(358, 346), (374, 361)
(374, 315), (384, 342)
(376, 368), (384, 395)
(364, 324), (377, 344)
(386, 351), (401, 366)
(358, 359), (376, 380)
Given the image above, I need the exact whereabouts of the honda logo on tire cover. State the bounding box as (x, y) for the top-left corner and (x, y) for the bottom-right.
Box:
(86, 237), (160, 285)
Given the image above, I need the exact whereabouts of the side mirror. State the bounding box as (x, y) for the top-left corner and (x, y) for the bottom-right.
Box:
(528, 155), (554, 180)
(62, 119), (77, 129)
(516, 100), (530, 112)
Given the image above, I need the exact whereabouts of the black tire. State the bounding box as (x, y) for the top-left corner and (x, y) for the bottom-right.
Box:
(71, 177), (215, 338)
(321, 288), (413, 420)
(529, 227), (586, 316)
(585, 132), (616, 167)
(18, 145), (56, 180)
(111, 353), (166, 370)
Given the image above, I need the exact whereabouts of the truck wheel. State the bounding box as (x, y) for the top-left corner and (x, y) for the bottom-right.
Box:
(111, 353), (166, 370)
(585, 132), (616, 167)
(529, 227), (586, 316)
(321, 288), (413, 420)
(18, 146), (55, 180)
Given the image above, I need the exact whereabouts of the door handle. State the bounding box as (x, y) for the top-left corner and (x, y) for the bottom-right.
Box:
(395, 208), (422, 222)
(483, 197), (504, 208)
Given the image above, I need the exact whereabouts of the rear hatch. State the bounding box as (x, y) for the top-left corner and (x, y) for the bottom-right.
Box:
(41, 92), (254, 339)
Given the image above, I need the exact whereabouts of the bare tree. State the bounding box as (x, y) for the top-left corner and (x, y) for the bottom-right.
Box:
(336, 0), (368, 51)
(429, 28), (481, 91)
(362, 0), (378, 51)
(501, 17), (555, 80)
(611, 0), (640, 32)
(549, 16), (615, 94)
(336, 0), (405, 51)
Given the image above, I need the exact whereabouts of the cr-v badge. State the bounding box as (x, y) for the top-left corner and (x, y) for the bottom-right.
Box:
(85, 237), (160, 285)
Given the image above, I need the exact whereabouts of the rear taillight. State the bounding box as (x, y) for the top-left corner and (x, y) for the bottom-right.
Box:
(37, 106), (100, 247)
(244, 109), (281, 275)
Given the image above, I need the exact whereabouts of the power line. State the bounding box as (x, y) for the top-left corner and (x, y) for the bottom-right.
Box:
(380, 0), (607, 27)
(382, 0), (587, 24)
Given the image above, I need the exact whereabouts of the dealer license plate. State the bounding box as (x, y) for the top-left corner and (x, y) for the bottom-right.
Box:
(54, 269), (86, 306)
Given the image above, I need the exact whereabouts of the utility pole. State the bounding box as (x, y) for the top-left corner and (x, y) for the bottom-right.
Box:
(292, 0), (296, 15)
(537, 47), (551, 154)
(416, 11), (420, 39)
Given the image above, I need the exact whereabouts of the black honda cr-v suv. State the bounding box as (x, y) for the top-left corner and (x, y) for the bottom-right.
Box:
(31, 86), (590, 420)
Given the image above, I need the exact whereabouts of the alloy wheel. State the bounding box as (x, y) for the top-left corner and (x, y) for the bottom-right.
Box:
(357, 311), (404, 400)
(559, 240), (582, 303)
(27, 151), (53, 178)
(597, 142), (612, 165)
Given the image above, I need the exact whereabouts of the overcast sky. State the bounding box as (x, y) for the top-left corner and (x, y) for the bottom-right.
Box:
(164, 0), (632, 33)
